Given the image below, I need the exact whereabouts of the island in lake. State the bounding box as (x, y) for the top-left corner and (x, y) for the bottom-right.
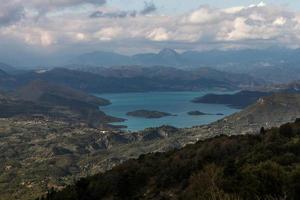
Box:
(188, 111), (210, 116)
(187, 111), (224, 116)
(126, 110), (176, 119)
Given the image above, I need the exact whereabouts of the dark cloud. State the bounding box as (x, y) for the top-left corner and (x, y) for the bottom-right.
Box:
(0, 2), (24, 26)
(90, 10), (137, 18)
(36, 0), (107, 8)
(140, 1), (157, 15)
(86, 0), (106, 4)
(90, 1), (156, 19)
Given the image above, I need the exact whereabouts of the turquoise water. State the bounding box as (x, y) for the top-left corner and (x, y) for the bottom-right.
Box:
(97, 91), (240, 131)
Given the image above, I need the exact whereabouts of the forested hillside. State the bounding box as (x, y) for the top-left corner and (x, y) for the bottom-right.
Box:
(40, 119), (300, 200)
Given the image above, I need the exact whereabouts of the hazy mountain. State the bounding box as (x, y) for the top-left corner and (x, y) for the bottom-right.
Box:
(0, 63), (14, 72)
(0, 69), (17, 91)
(72, 51), (134, 66)
(67, 48), (300, 83)
(0, 69), (7, 77)
(71, 48), (300, 67)
(2, 48), (300, 83)
(72, 66), (264, 88)
(10, 67), (262, 93)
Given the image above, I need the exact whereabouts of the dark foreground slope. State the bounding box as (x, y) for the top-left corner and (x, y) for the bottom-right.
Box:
(42, 120), (300, 200)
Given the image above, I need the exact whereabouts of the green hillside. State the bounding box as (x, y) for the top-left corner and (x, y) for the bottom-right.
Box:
(41, 119), (300, 200)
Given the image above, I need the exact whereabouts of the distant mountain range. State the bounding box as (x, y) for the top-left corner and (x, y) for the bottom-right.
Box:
(2, 48), (300, 83)
(0, 66), (263, 93)
(71, 48), (300, 68)
(68, 48), (300, 83)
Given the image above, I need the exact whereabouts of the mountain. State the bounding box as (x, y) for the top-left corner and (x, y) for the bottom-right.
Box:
(0, 69), (7, 77)
(192, 90), (272, 109)
(192, 80), (300, 109)
(1, 80), (122, 127)
(72, 49), (184, 67)
(40, 119), (300, 200)
(3, 48), (300, 83)
(68, 48), (300, 83)
(76, 66), (261, 84)
(0, 69), (17, 91)
(132, 48), (184, 66)
(2, 92), (300, 200)
(13, 67), (262, 93)
(71, 51), (134, 66)
(0, 63), (16, 74)
(205, 93), (300, 136)
(73, 48), (300, 68)
(14, 80), (110, 106)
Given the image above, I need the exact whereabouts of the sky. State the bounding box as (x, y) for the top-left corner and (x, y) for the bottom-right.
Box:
(109, 0), (300, 14)
(1, 0), (300, 66)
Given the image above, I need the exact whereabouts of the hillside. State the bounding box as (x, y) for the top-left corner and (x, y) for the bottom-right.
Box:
(1, 93), (300, 200)
(0, 81), (122, 127)
(0, 69), (16, 90)
(74, 66), (262, 87)
(192, 90), (271, 109)
(40, 119), (300, 200)
(0, 63), (17, 74)
(14, 80), (110, 106)
(14, 67), (259, 93)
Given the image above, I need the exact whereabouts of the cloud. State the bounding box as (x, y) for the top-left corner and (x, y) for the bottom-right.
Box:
(94, 27), (122, 41)
(184, 6), (221, 24)
(90, 10), (137, 18)
(140, 1), (157, 15)
(0, 1), (24, 26)
(147, 28), (169, 41)
(90, 1), (156, 19)
(1, 1), (300, 57)
(28, 0), (106, 11)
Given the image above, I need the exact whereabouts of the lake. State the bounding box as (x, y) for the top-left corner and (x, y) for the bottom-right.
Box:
(97, 91), (240, 131)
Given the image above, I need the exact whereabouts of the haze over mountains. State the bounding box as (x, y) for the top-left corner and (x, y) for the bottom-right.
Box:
(71, 48), (300, 83)
(2, 0), (300, 199)
(0, 66), (263, 93)
(2, 48), (300, 84)
(73, 48), (300, 67)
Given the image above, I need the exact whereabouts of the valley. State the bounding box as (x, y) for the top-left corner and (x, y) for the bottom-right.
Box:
(1, 91), (300, 200)
(2, 1), (300, 199)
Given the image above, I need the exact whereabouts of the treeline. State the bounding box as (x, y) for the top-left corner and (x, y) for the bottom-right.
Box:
(39, 120), (300, 200)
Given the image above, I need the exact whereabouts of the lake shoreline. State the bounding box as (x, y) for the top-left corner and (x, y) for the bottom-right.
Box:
(96, 91), (240, 131)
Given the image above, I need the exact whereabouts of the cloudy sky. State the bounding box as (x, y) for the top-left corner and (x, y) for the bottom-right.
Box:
(1, 0), (300, 65)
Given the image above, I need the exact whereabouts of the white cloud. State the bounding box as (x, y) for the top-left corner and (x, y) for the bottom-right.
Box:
(147, 28), (169, 41)
(222, 6), (245, 14)
(184, 6), (220, 24)
(0, 1), (300, 54)
(225, 17), (252, 41)
(94, 27), (122, 41)
(273, 17), (286, 26)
